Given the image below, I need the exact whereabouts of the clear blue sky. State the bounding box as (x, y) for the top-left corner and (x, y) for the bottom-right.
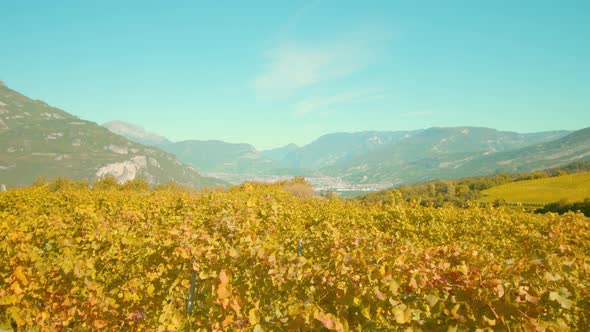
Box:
(1, 0), (589, 149)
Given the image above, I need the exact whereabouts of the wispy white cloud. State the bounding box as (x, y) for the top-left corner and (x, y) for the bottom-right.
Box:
(294, 89), (388, 115)
(252, 35), (382, 100)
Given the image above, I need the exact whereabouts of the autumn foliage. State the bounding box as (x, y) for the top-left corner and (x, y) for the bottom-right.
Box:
(0, 180), (589, 330)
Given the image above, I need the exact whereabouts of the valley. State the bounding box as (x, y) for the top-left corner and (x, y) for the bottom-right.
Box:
(2, 81), (589, 197)
(2, 2), (589, 330)
(202, 172), (395, 193)
(104, 119), (589, 196)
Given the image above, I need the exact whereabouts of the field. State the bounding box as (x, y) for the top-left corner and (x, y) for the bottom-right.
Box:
(481, 172), (590, 205)
(1, 180), (589, 330)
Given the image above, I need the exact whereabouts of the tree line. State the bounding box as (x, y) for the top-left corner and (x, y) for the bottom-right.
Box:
(357, 161), (590, 210)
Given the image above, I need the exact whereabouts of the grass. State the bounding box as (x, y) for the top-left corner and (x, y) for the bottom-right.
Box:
(481, 171), (590, 205)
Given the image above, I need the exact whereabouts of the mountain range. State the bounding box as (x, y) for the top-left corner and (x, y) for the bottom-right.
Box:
(322, 127), (573, 184)
(104, 120), (589, 191)
(1, 82), (589, 192)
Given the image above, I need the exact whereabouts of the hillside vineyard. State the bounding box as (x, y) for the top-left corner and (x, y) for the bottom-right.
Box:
(1, 180), (588, 330)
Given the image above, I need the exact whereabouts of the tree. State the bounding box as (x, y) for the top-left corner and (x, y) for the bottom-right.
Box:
(93, 176), (120, 190)
(120, 178), (149, 191)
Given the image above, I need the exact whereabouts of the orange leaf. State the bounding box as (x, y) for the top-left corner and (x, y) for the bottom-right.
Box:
(9, 282), (24, 295)
(217, 284), (231, 300)
(315, 312), (336, 330)
(230, 298), (242, 315)
(219, 270), (229, 284)
(93, 320), (108, 329)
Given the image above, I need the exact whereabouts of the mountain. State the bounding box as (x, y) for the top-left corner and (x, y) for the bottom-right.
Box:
(102, 122), (308, 178)
(324, 127), (572, 184)
(455, 126), (590, 175)
(261, 143), (299, 162)
(0, 84), (224, 188)
(268, 131), (418, 169)
(100, 116), (584, 192)
(162, 140), (288, 174)
(103, 120), (172, 147)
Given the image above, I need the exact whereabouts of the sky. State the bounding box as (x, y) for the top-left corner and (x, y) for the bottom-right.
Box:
(1, 0), (589, 149)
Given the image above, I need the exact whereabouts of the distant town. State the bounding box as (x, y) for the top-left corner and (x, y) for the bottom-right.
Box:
(205, 172), (396, 194)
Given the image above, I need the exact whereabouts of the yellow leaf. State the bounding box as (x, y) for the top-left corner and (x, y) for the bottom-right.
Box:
(248, 308), (259, 325)
(549, 290), (574, 309)
(9, 282), (24, 295)
(483, 314), (496, 326)
(361, 305), (371, 319)
(7, 306), (25, 326)
(544, 272), (562, 281)
(392, 304), (410, 324)
(13, 266), (29, 286)
(147, 284), (155, 296)
(222, 314), (234, 326)
(495, 284), (505, 298)
(425, 294), (439, 307)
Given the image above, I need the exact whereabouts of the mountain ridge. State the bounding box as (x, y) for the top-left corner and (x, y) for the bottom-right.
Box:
(0, 84), (225, 188)
(103, 120), (172, 147)
(325, 126), (584, 185)
(101, 119), (586, 192)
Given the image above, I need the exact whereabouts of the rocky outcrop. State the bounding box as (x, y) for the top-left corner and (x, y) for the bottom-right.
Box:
(95, 156), (148, 183)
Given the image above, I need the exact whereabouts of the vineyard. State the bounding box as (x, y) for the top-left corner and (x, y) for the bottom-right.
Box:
(481, 172), (590, 205)
(1, 180), (589, 331)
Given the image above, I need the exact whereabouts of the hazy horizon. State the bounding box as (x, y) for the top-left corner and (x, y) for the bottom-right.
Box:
(101, 119), (579, 151)
(1, 0), (589, 149)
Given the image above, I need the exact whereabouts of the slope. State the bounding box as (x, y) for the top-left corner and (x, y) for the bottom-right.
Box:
(325, 127), (572, 184)
(261, 143), (299, 162)
(270, 131), (418, 169)
(162, 140), (289, 174)
(481, 171), (590, 205)
(103, 120), (172, 147)
(456, 126), (590, 175)
(0, 83), (224, 188)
